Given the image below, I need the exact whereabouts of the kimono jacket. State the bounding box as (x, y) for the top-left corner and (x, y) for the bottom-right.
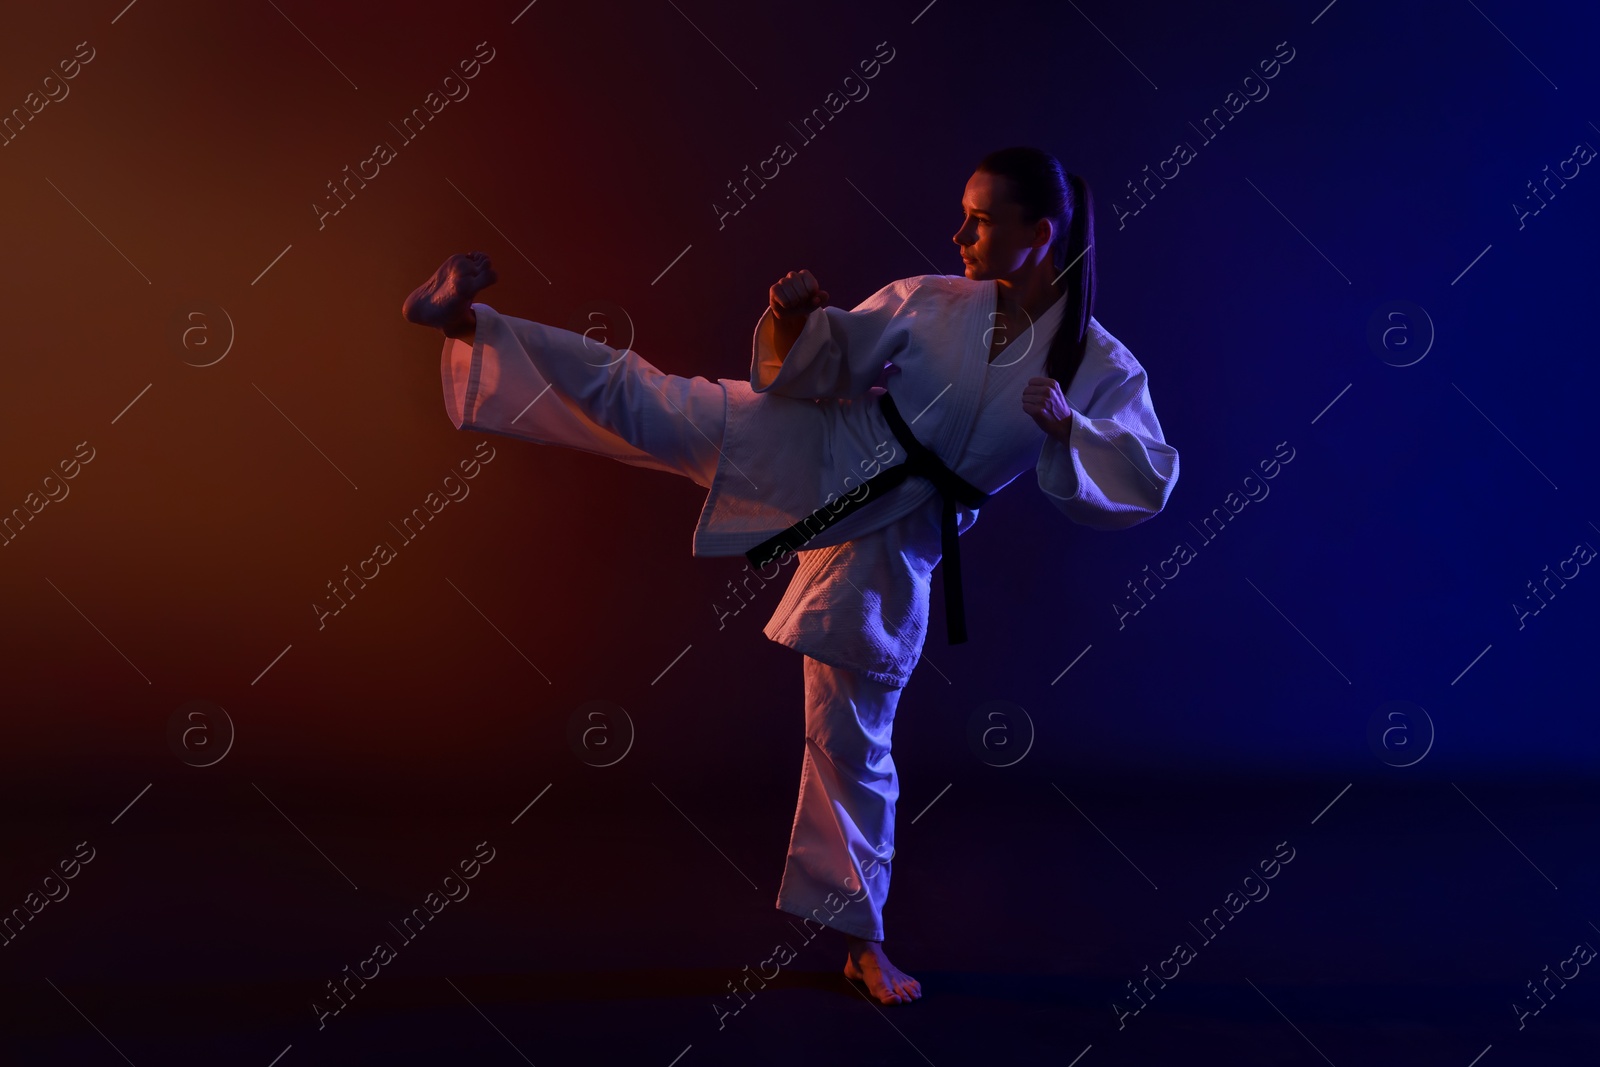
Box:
(440, 273), (1179, 686)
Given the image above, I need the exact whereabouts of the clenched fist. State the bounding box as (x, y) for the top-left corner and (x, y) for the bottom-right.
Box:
(770, 269), (830, 321)
(1022, 376), (1074, 442)
(768, 269), (830, 362)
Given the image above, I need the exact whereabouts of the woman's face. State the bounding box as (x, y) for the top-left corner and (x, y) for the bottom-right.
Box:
(952, 170), (1052, 280)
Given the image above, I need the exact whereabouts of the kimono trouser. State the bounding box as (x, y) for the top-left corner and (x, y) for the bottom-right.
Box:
(776, 657), (900, 942)
(480, 307), (902, 941)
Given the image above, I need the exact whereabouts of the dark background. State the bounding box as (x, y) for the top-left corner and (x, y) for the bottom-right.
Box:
(2, 1), (1596, 1063)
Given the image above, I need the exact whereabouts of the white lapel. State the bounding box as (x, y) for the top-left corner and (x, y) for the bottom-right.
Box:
(881, 276), (992, 461)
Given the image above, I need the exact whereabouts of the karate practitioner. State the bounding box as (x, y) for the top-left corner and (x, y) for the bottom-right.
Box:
(403, 147), (1178, 1005)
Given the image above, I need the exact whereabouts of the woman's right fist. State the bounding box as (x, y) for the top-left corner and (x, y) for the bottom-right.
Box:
(770, 270), (829, 321)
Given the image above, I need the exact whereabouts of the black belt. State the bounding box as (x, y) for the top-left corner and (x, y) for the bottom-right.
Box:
(743, 391), (989, 644)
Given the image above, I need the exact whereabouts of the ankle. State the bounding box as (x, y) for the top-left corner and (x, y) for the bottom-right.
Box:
(443, 308), (477, 342)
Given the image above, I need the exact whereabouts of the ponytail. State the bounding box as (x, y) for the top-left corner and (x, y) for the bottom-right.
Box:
(1045, 172), (1096, 390)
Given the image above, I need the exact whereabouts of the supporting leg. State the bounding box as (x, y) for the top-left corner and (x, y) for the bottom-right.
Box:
(777, 656), (922, 1003)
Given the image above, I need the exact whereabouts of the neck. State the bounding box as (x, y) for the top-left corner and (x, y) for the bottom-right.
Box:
(994, 266), (1064, 323)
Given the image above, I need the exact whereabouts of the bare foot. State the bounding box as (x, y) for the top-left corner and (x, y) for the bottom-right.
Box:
(402, 251), (497, 339)
(844, 935), (922, 1004)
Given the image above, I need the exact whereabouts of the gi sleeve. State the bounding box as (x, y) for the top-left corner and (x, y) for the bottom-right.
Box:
(1036, 348), (1179, 530)
(440, 302), (684, 477)
(749, 276), (916, 399)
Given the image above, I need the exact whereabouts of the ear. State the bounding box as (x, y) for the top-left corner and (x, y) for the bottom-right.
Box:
(1034, 216), (1056, 252)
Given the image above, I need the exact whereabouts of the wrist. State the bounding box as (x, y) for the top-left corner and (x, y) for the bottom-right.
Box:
(771, 311), (805, 360)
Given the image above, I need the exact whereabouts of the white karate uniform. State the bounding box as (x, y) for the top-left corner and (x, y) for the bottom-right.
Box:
(438, 274), (1178, 940)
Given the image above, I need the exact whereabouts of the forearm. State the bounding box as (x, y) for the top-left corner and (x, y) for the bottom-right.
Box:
(771, 311), (806, 362)
(751, 277), (914, 399)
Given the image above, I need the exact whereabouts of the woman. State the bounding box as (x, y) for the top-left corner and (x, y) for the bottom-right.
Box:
(404, 147), (1179, 1005)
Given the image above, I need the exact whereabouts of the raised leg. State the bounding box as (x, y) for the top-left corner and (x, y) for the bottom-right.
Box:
(483, 305), (727, 487)
(422, 252), (726, 488)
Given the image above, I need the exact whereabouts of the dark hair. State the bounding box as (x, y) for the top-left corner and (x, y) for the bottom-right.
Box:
(974, 146), (1096, 389)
